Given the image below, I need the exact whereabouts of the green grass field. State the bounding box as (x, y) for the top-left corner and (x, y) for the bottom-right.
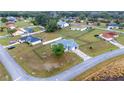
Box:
(55, 28), (118, 57)
(116, 34), (124, 45)
(0, 36), (20, 46)
(15, 20), (33, 28)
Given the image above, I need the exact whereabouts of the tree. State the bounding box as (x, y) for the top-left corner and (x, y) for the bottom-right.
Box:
(52, 44), (65, 56)
(0, 26), (6, 32)
(46, 19), (58, 32)
(97, 22), (100, 26)
(35, 14), (49, 26)
(31, 20), (38, 25)
(1, 17), (8, 23)
(7, 29), (16, 35)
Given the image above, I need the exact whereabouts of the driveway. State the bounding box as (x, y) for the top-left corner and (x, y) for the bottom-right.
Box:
(72, 49), (92, 61)
(109, 40), (124, 49)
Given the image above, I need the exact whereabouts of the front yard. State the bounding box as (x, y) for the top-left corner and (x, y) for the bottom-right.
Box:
(8, 44), (82, 77)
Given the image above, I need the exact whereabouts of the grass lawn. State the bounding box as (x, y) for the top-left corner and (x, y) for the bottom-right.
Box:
(98, 23), (106, 28)
(0, 31), (8, 36)
(33, 26), (42, 32)
(74, 55), (124, 81)
(8, 44), (82, 77)
(15, 20), (33, 28)
(33, 32), (62, 42)
(113, 28), (124, 32)
(0, 36), (20, 46)
(0, 63), (11, 81)
(116, 34), (124, 45)
(34, 29), (118, 57)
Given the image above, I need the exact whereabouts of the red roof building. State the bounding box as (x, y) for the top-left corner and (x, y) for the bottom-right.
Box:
(100, 32), (118, 41)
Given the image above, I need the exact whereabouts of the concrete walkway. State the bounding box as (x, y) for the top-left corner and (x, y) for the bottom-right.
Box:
(109, 40), (124, 49)
(72, 49), (92, 61)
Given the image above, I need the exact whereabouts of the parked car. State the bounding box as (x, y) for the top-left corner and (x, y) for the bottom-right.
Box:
(7, 46), (15, 50)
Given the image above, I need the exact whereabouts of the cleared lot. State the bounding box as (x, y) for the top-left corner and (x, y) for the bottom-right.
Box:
(8, 44), (82, 77)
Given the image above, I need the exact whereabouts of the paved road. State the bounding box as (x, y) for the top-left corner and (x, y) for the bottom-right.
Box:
(1, 45), (124, 81)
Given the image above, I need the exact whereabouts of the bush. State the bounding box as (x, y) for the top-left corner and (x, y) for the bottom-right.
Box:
(52, 44), (65, 56)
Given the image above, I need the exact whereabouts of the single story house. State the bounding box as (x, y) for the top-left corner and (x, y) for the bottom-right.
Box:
(7, 16), (17, 22)
(107, 23), (119, 30)
(6, 22), (16, 29)
(57, 20), (69, 28)
(24, 27), (33, 33)
(12, 28), (26, 36)
(19, 36), (42, 45)
(51, 39), (78, 51)
(99, 32), (118, 41)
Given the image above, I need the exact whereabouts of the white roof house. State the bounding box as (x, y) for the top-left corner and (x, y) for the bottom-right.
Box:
(57, 20), (69, 28)
(107, 23), (119, 30)
(52, 39), (78, 51)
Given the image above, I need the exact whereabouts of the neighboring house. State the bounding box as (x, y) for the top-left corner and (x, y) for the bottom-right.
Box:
(7, 16), (17, 22)
(107, 23), (119, 30)
(24, 27), (33, 33)
(70, 27), (88, 31)
(57, 20), (69, 28)
(6, 22), (16, 29)
(99, 32), (118, 41)
(19, 36), (42, 45)
(12, 28), (26, 36)
(52, 39), (78, 51)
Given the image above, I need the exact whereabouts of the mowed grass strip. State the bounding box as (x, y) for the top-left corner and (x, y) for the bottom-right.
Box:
(0, 36), (20, 46)
(116, 34), (124, 45)
(74, 55), (124, 81)
(15, 20), (33, 28)
(0, 63), (11, 81)
(9, 44), (82, 77)
(33, 32), (62, 42)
